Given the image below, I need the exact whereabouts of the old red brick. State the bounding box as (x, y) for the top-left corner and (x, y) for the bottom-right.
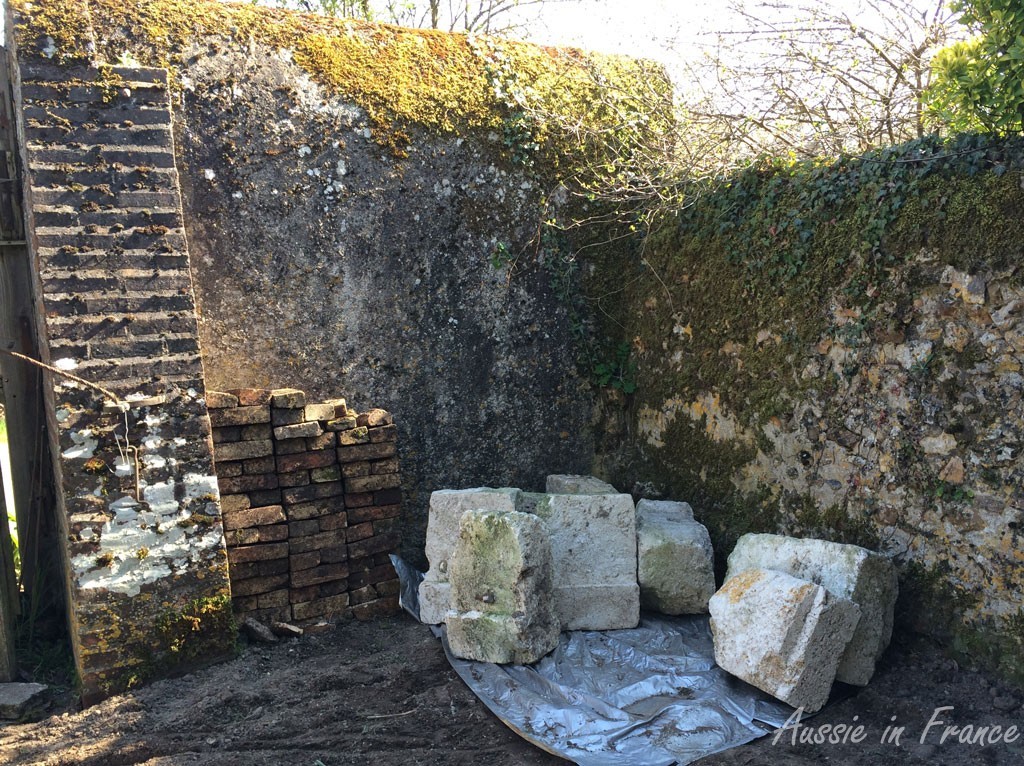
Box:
(270, 388), (305, 408)
(229, 388), (273, 406)
(220, 494), (251, 512)
(356, 408), (393, 427)
(340, 461), (371, 479)
(347, 531), (399, 560)
(371, 457), (400, 475)
(292, 593), (349, 621)
(274, 421), (322, 440)
(318, 513), (348, 531)
(336, 442), (396, 463)
(275, 437), (307, 455)
(347, 504), (400, 524)
(231, 573), (289, 597)
(205, 391), (239, 409)
(344, 492), (374, 508)
(209, 405), (270, 427)
(243, 456), (277, 474)
(368, 424), (398, 444)
(319, 545), (348, 565)
(287, 499), (338, 520)
(346, 522), (373, 542)
(338, 427), (369, 446)
(282, 481), (343, 505)
(214, 439), (273, 463)
(306, 432), (337, 451)
(227, 542), (288, 564)
(257, 588), (290, 609)
(345, 473), (400, 494)
(279, 470), (311, 488)
(290, 585), (319, 604)
(289, 529), (346, 554)
(219, 473), (278, 494)
(291, 562), (349, 588)
(290, 551), (321, 571)
(325, 416), (357, 432)
(277, 449), (334, 473)
(288, 519), (320, 538)
(349, 585), (377, 605)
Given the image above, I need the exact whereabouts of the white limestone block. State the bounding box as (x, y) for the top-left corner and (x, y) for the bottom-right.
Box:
(545, 474), (617, 494)
(418, 487), (520, 624)
(521, 491), (639, 630)
(724, 533), (897, 685)
(446, 510), (560, 664)
(636, 500), (715, 614)
(709, 568), (861, 713)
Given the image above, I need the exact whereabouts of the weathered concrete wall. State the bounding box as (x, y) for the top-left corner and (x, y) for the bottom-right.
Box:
(170, 41), (597, 564)
(11, 42), (234, 702)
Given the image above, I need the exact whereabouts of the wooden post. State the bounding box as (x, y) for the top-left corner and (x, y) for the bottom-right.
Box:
(0, 31), (36, 680)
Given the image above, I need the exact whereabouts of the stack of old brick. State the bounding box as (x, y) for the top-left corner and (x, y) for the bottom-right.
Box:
(207, 388), (401, 624)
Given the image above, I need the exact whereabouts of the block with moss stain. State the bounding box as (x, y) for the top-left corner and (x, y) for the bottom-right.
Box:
(709, 568), (861, 713)
(417, 488), (521, 624)
(445, 510), (559, 665)
(636, 499), (715, 615)
(519, 491), (639, 630)
(724, 533), (897, 685)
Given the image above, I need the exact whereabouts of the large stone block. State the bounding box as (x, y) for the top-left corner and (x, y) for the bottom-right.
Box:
(636, 500), (715, 615)
(709, 568), (861, 713)
(544, 474), (617, 494)
(521, 492), (639, 630)
(417, 488), (521, 624)
(724, 533), (897, 685)
(446, 510), (560, 664)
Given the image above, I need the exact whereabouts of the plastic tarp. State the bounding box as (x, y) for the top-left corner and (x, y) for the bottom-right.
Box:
(391, 556), (797, 765)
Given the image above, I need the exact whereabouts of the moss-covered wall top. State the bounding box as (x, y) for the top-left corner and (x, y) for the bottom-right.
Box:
(12, 0), (663, 566)
(593, 135), (1024, 682)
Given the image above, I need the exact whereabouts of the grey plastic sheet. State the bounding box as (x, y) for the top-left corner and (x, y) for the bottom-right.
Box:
(390, 556), (796, 765)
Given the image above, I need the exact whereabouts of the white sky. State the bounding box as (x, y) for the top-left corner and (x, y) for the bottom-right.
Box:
(512, 0), (717, 61)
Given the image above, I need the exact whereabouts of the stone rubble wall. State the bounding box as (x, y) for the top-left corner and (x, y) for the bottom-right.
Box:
(15, 56), (233, 704)
(207, 389), (400, 623)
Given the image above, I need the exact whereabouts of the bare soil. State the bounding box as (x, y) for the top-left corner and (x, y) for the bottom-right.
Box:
(1, 614), (1020, 766)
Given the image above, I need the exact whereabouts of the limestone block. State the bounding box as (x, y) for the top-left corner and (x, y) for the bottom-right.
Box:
(636, 500), (715, 614)
(709, 568), (861, 713)
(545, 474), (617, 494)
(724, 533), (897, 685)
(521, 492), (639, 630)
(417, 488), (520, 624)
(446, 510), (560, 664)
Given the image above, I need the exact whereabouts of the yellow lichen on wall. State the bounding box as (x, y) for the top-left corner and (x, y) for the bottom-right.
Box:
(11, 0), (664, 161)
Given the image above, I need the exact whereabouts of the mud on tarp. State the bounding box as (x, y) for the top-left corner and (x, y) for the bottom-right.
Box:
(391, 556), (798, 765)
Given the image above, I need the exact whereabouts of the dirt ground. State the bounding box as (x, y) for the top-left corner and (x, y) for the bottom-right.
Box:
(1, 613), (1020, 766)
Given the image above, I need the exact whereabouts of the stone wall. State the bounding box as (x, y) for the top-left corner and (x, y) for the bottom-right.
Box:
(593, 156), (1024, 680)
(13, 52), (233, 703)
(207, 388), (400, 623)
